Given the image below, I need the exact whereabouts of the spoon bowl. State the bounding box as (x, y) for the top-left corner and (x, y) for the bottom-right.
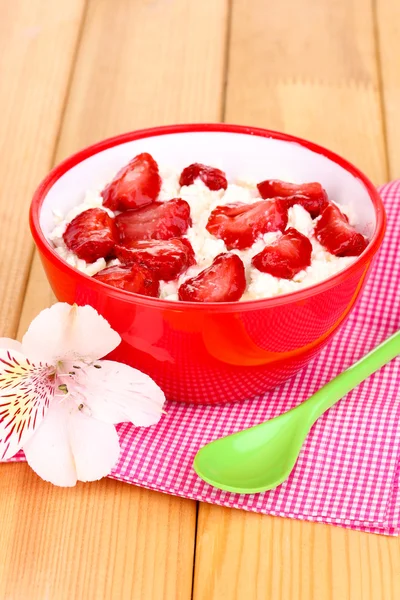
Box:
(194, 404), (313, 493)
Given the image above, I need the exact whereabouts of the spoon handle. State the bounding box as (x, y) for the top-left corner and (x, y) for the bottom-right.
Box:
(303, 330), (400, 423)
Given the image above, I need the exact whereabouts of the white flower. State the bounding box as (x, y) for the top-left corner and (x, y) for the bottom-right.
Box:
(0, 303), (165, 486)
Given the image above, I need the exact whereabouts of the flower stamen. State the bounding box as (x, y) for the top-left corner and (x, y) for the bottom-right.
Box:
(78, 403), (92, 417)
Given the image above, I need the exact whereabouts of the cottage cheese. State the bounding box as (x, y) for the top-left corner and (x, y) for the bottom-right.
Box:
(49, 168), (358, 301)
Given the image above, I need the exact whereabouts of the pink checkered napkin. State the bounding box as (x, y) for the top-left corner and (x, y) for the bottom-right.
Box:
(7, 182), (400, 534)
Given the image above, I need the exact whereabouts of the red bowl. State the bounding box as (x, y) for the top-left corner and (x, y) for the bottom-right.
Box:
(30, 124), (386, 404)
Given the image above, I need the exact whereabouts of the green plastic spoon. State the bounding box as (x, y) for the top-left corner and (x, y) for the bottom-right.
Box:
(193, 330), (400, 494)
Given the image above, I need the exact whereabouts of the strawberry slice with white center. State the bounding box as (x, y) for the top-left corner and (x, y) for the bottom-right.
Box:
(206, 199), (288, 250)
(257, 179), (328, 218)
(179, 163), (228, 191)
(252, 227), (312, 279)
(315, 204), (368, 256)
(178, 253), (246, 302)
(115, 198), (191, 243)
(63, 208), (117, 263)
(101, 152), (161, 212)
(115, 238), (196, 281)
(94, 263), (160, 297)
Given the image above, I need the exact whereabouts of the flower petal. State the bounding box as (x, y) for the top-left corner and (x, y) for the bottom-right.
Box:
(0, 338), (23, 353)
(23, 400), (77, 486)
(0, 350), (55, 460)
(72, 360), (166, 427)
(68, 410), (120, 482)
(22, 303), (121, 364)
(23, 399), (120, 486)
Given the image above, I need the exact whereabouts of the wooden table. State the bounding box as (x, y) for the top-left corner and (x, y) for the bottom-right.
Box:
(0, 1), (399, 598)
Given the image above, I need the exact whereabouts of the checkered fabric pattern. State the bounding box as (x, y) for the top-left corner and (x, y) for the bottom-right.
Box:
(7, 181), (400, 534)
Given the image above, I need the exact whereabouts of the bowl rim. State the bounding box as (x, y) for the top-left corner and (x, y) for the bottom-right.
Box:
(30, 123), (386, 313)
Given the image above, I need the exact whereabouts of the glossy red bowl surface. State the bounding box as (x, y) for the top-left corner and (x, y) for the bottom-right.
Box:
(30, 124), (386, 404)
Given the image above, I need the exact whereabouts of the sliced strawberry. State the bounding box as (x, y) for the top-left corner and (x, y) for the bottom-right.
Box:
(115, 198), (191, 243)
(315, 204), (368, 256)
(93, 264), (160, 297)
(178, 253), (246, 302)
(101, 152), (161, 212)
(115, 238), (196, 281)
(179, 163), (228, 191)
(178, 238), (196, 265)
(252, 227), (312, 279)
(206, 199), (288, 250)
(283, 194), (330, 219)
(63, 208), (116, 263)
(257, 180), (328, 218)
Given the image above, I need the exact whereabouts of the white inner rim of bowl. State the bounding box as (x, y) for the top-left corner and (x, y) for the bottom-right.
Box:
(39, 131), (376, 239)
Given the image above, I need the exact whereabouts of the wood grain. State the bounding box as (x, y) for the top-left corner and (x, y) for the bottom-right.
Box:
(0, 463), (196, 600)
(58, 0), (229, 153)
(17, 253), (56, 339)
(0, 0), (86, 338)
(376, 0), (400, 178)
(224, 0), (388, 184)
(2, 0), (228, 599)
(193, 505), (400, 600)
(194, 1), (400, 599)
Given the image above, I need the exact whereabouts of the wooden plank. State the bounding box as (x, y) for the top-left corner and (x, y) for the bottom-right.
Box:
(0, 0), (86, 338)
(0, 463), (196, 600)
(376, 0), (400, 178)
(17, 253), (56, 338)
(2, 0), (229, 599)
(59, 0), (229, 151)
(194, 1), (399, 598)
(224, 0), (388, 185)
(193, 505), (400, 600)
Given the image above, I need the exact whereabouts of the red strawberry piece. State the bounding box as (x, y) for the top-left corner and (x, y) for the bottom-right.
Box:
(115, 198), (191, 243)
(257, 180), (328, 218)
(178, 238), (196, 265)
(93, 264), (160, 297)
(315, 204), (368, 256)
(101, 152), (161, 212)
(63, 208), (117, 263)
(179, 163), (228, 191)
(178, 253), (246, 302)
(115, 238), (196, 281)
(281, 194), (330, 220)
(252, 227), (312, 279)
(206, 199), (288, 250)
